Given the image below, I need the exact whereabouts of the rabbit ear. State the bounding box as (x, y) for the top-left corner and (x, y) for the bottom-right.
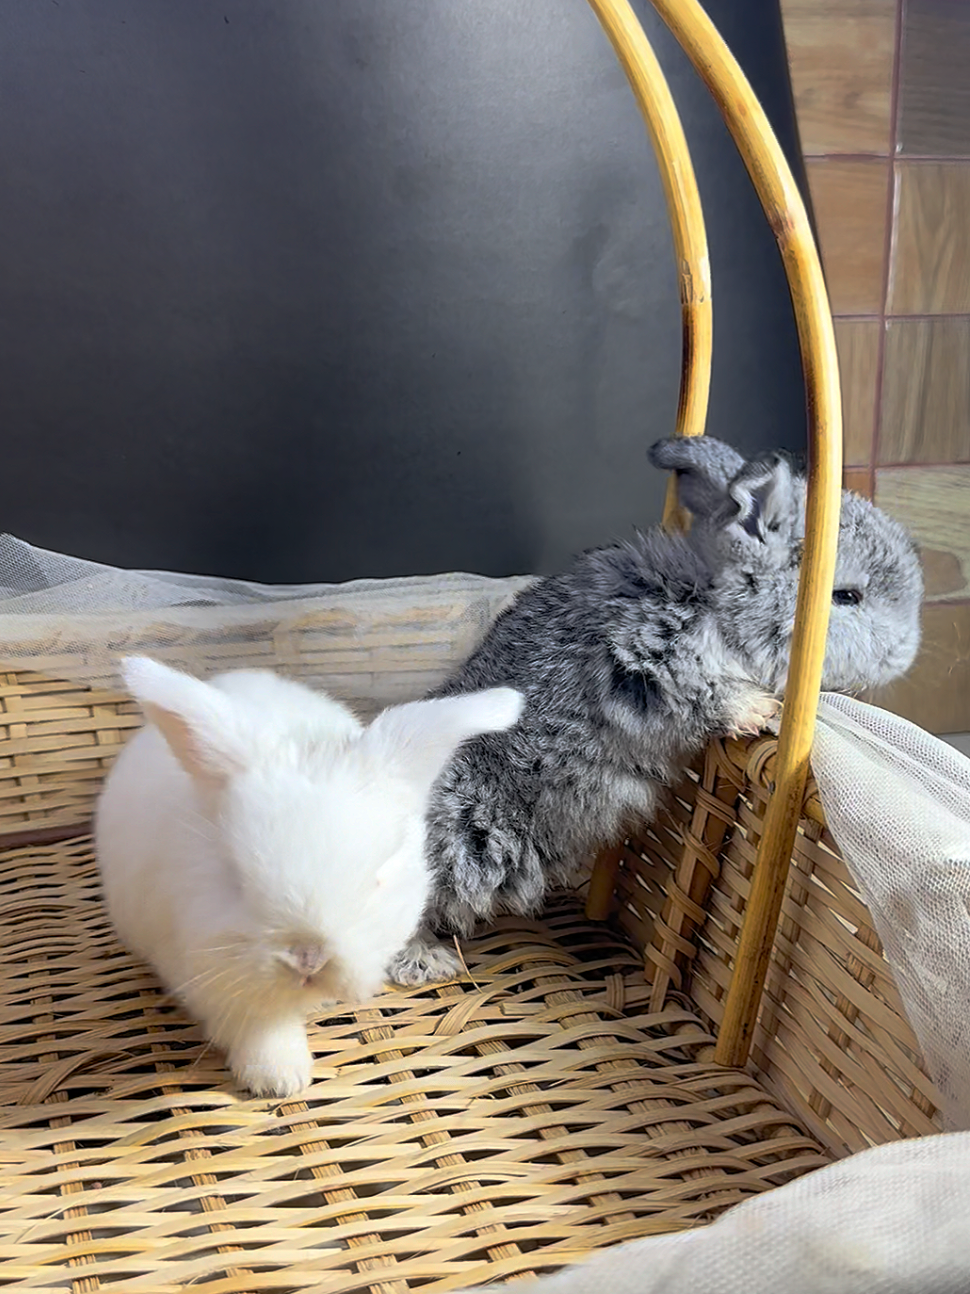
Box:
(649, 437), (795, 544)
(648, 436), (747, 519)
(717, 455), (796, 543)
(360, 688), (524, 801)
(121, 656), (250, 785)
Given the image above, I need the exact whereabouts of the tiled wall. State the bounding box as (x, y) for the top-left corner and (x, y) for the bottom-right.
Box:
(781, 0), (970, 733)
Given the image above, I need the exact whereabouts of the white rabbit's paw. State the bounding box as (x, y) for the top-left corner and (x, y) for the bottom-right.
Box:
(723, 687), (782, 738)
(231, 1026), (313, 1099)
(387, 934), (463, 987)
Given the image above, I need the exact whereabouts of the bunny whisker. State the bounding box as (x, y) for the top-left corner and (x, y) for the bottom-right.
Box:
(170, 964), (241, 1000)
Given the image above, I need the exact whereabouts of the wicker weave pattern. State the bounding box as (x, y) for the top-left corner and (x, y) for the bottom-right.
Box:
(632, 738), (943, 1158)
(0, 672), (136, 835)
(0, 659), (944, 1164)
(0, 838), (827, 1293)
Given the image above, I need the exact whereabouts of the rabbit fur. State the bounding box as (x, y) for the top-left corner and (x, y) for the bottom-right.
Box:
(95, 657), (523, 1097)
(387, 435), (924, 987)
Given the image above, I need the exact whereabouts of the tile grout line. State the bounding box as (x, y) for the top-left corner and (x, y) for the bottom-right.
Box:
(836, 312), (970, 322)
(869, 0), (907, 495)
(804, 153), (970, 164)
(867, 459), (970, 472)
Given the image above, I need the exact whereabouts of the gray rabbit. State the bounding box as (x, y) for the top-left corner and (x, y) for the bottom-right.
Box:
(388, 436), (924, 987)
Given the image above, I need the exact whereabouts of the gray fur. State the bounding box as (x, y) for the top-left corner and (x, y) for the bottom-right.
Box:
(386, 437), (923, 985)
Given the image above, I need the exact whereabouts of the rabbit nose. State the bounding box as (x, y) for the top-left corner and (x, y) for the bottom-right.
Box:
(291, 943), (328, 979)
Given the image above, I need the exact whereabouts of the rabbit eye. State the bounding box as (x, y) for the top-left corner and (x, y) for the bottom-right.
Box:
(833, 587), (863, 607)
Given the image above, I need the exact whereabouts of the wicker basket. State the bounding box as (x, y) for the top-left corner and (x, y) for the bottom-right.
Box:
(0, 1), (940, 1291)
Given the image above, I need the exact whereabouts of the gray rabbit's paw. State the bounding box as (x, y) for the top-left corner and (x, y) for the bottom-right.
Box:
(723, 686), (782, 738)
(387, 933), (464, 987)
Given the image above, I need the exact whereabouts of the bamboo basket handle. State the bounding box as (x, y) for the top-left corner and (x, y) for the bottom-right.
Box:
(584, 0), (842, 1069)
(582, 0), (712, 529)
(582, 0), (711, 925)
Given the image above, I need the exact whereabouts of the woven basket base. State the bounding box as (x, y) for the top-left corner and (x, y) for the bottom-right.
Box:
(0, 837), (829, 1293)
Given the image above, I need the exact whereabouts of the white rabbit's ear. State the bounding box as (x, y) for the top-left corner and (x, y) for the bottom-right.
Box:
(360, 688), (524, 801)
(121, 656), (249, 785)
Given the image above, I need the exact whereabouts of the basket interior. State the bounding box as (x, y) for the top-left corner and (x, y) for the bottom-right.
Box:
(0, 835), (829, 1293)
(0, 661), (943, 1293)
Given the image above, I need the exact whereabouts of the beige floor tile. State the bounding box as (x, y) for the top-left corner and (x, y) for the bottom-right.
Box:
(889, 163), (970, 314)
(879, 319), (970, 464)
(899, 0), (970, 157)
(835, 319), (881, 466)
(874, 602), (970, 734)
(876, 465), (970, 601)
(781, 0), (896, 155)
(807, 160), (889, 313)
(843, 466), (873, 497)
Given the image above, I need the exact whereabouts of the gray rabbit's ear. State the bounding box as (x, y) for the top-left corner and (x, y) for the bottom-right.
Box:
(717, 455), (796, 543)
(649, 437), (796, 543)
(648, 436), (747, 519)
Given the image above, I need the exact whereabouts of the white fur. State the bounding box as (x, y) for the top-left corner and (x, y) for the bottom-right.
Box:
(95, 657), (523, 1098)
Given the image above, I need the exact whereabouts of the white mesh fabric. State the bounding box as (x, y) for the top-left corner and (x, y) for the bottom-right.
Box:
(812, 693), (970, 1132)
(0, 534), (532, 718)
(455, 1133), (970, 1293)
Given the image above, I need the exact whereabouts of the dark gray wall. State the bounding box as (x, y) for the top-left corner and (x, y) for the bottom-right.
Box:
(1, 0), (809, 583)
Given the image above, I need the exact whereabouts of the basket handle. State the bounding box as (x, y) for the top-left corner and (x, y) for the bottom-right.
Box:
(582, 0), (713, 534)
(584, 0), (842, 1069)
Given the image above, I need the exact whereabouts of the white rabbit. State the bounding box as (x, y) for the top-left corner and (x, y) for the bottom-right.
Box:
(95, 657), (523, 1098)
